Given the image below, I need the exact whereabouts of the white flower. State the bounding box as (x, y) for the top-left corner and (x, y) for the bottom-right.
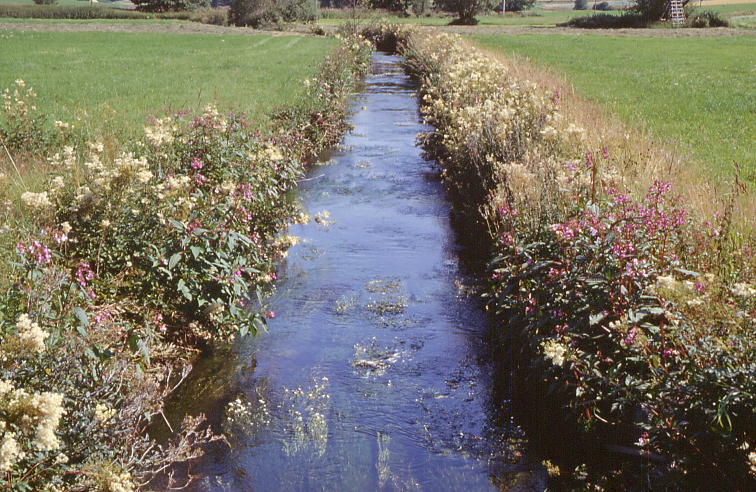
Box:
(20, 191), (53, 210)
(541, 339), (567, 366)
(94, 403), (116, 423)
(50, 176), (65, 192)
(16, 314), (49, 354)
(30, 392), (65, 451)
(0, 435), (24, 472)
(144, 117), (175, 146)
(61, 222), (72, 234)
(135, 169), (153, 184)
(732, 282), (755, 298)
(655, 275), (677, 291)
(86, 141), (104, 153)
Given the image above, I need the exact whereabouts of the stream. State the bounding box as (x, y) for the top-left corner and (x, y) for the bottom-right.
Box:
(166, 52), (544, 491)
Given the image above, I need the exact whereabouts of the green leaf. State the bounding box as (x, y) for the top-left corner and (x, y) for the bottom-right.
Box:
(73, 307), (89, 336)
(177, 279), (192, 301)
(190, 246), (203, 259)
(589, 312), (607, 326)
(168, 252), (182, 271)
(168, 218), (185, 231)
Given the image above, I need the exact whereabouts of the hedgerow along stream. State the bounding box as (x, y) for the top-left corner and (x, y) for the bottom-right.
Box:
(165, 53), (543, 491)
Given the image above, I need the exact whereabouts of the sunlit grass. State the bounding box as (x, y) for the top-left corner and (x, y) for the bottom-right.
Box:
(470, 34), (756, 183)
(0, 31), (336, 138)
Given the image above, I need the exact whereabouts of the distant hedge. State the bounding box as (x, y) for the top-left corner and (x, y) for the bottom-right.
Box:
(0, 5), (192, 20)
(559, 12), (650, 28)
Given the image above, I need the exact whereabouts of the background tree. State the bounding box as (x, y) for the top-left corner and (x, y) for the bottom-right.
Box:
(633, 0), (690, 20)
(230, 0), (319, 27)
(503, 0), (535, 11)
(436, 0), (497, 24)
(574, 0), (588, 10)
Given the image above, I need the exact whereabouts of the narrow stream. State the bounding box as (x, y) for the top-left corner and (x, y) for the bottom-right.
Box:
(169, 53), (543, 491)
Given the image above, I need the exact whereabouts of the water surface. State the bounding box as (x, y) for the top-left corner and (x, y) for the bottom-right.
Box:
(171, 53), (542, 492)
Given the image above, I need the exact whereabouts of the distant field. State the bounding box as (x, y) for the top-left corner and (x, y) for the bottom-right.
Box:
(0, 31), (335, 137)
(470, 34), (755, 182)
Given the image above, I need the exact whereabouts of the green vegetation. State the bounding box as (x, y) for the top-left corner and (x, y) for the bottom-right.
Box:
(0, 34), (372, 490)
(229, 0), (318, 28)
(318, 8), (617, 26)
(367, 24), (754, 489)
(0, 31), (336, 137)
(470, 34), (756, 182)
(0, 3), (203, 20)
(702, 2), (756, 27)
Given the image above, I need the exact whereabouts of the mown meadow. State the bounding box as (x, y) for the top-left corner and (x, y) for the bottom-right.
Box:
(0, 31), (336, 137)
(470, 33), (756, 184)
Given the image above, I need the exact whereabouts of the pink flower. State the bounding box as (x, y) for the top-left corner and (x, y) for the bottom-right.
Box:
(75, 262), (96, 299)
(498, 204), (518, 218)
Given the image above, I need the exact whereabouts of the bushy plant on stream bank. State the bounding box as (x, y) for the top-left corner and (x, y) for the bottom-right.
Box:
(364, 25), (755, 489)
(0, 36), (372, 490)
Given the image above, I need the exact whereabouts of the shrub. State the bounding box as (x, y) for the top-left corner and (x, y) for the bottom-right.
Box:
(634, 0), (690, 21)
(0, 5), (192, 20)
(32, 0), (57, 5)
(503, 0), (535, 12)
(190, 7), (228, 24)
(559, 12), (649, 28)
(0, 80), (78, 155)
(593, 1), (612, 10)
(229, 0), (319, 27)
(687, 10), (729, 27)
(132, 0), (210, 12)
(435, 0), (499, 24)
(574, 0), (588, 10)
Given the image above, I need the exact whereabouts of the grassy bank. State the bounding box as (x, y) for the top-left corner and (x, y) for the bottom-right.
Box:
(0, 33), (372, 490)
(0, 31), (336, 138)
(470, 34), (755, 184)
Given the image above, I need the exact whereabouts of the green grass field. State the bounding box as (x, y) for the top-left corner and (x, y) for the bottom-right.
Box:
(0, 31), (336, 137)
(470, 34), (755, 182)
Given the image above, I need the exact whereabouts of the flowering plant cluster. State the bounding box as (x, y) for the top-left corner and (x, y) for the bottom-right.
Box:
(387, 28), (755, 488)
(0, 79), (78, 156)
(0, 35), (372, 490)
